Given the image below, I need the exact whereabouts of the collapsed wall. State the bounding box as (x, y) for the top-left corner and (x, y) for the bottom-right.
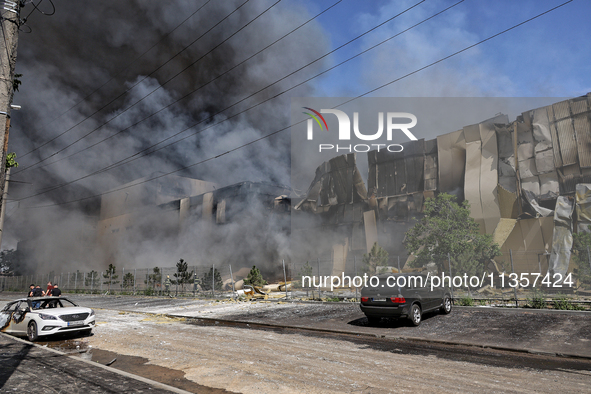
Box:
(294, 93), (591, 277)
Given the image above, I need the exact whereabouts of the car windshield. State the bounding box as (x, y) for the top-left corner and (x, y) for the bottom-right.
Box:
(32, 298), (78, 310)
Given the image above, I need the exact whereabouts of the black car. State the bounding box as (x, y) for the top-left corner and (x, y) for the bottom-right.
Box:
(360, 273), (452, 326)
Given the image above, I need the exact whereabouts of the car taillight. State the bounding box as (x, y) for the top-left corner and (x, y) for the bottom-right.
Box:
(390, 297), (406, 303)
(361, 297), (369, 302)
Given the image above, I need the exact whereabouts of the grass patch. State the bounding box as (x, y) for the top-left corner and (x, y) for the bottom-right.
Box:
(458, 296), (474, 306)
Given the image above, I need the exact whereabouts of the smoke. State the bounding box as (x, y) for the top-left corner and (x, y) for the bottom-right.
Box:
(6, 0), (331, 273)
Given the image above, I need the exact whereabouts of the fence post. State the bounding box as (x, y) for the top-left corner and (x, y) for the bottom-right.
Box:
(229, 264), (235, 298)
(122, 267), (125, 293)
(510, 249), (518, 307)
(282, 259), (288, 300)
(587, 246), (591, 273)
(212, 263), (215, 298)
(134, 269), (136, 293)
(91, 272), (94, 293)
(109, 271), (112, 293)
(317, 258), (321, 299)
(447, 253), (454, 299)
(354, 255), (358, 301)
(397, 255), (401, 273)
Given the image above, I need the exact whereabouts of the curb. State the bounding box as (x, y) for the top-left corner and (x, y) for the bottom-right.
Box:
(168, 313), (591, 361)
(0, 332), (194, 394)
(454, 305), (591, 316)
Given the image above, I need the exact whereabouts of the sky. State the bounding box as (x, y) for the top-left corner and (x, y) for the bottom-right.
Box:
(2, 0), (590, 260)
(304, 0), (590, 97)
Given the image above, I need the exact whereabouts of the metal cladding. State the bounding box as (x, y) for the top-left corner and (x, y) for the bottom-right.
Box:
(549, 196), (574, 277)
(576, 184), (591, 233)
(295, 93), (591, 275)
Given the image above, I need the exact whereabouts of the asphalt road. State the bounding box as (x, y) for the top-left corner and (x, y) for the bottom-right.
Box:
(1, 293), (590, 393)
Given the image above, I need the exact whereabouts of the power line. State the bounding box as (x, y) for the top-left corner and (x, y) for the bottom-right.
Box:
(17, 0), (575, 209)
(14, 0), (425, 178)
(13, 0), (447, 200)
(15, 0), (282, 175)
(19, 0), (212, 159)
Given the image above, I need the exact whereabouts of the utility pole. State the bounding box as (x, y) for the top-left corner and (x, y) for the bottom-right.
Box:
(0, 1), (22, 249)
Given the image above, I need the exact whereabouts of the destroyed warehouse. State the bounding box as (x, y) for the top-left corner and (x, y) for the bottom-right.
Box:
(293, 94), (591, 278)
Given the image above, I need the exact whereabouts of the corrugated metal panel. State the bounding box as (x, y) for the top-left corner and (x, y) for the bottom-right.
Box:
(556, 118), (578, 166)
(574, 114), (591, 168)
(425, 138), (437, 155)
(368, 151), (377, 193)
(553, 100), (570, 120)
(547, 106), (563, 168)
(569, 97), (589, 115)
(414, 156), (425, 192)
(395, 160), (406, 195)
(387, 161), (398, 196)
(425, 178), (437, 191)
(405, 157), (418, 193)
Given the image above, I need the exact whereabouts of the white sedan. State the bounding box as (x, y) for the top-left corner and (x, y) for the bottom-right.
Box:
(0, 297), (95, 341)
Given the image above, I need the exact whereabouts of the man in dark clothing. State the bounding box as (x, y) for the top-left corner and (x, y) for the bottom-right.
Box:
(48, 284), (61, 308)
(27, 284), (34, 297)
(50, 284), (61, 297)
(31, 285), (44, 309)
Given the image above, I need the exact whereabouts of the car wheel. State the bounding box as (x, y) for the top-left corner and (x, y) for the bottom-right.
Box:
(366, 316), (380, 325)
(409, 304), (422, 326)
(27, 321), (38, 342)
(440, 296), (452, 314)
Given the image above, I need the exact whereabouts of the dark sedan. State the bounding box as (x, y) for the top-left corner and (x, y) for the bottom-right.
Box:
(360, 273), (452, 326)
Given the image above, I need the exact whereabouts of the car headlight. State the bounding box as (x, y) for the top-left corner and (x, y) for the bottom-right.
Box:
(38, 313), (57, 320)
(90, 309), (95, 317)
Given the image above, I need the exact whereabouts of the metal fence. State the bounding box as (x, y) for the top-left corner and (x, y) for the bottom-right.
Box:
(2, 248), (590, 296)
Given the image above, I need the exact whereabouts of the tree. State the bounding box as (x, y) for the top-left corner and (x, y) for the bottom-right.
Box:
(201, 267), (223, 291)
(122, 272), (135, 290)
(85, 270), (99, 287)
(362, 242), (389, 275)
(146, 267), (162, 289)
(173, 259), (193, 292)
(244, 265), (267, 287)
(572, 225), (591, 288)
(102, 264), (119, 291)
(404, 193), (500, 277)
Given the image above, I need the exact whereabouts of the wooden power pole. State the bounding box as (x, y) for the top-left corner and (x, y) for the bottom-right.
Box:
(0, 1), (22, 247)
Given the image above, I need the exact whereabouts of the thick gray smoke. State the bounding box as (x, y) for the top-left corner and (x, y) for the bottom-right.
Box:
(6, 0), (330, 274)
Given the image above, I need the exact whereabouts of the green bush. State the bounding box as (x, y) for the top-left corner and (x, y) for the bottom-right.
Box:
(244, 265), (267, 287)
(553, 295), (584, 310)
(458, 296), (474, 306)
(527, 290), (547, 309)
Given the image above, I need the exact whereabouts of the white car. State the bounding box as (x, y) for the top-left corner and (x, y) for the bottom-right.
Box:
(0, 297), (95, 341)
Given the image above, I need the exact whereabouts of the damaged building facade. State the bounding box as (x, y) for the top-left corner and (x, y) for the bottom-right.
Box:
(17, 174), (291, 275)
(97, 177), (291, 272)
(293, 94), (591, 278)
